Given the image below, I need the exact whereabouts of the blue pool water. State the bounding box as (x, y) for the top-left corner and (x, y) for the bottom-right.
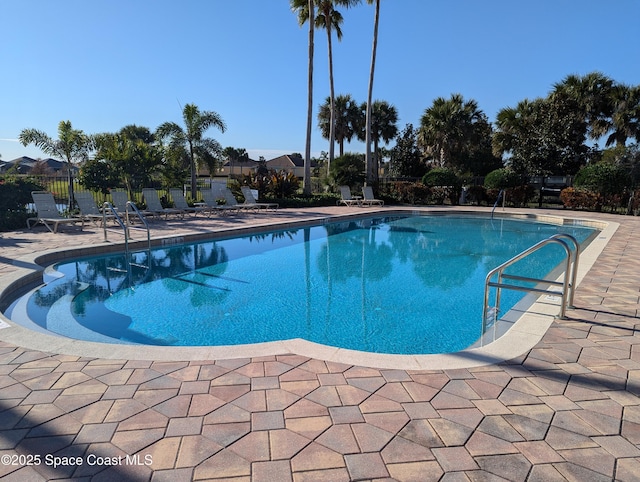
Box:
(11, 215), (596, 354)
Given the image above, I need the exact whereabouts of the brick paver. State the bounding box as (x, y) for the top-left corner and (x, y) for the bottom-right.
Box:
(1, 206), (640, 480)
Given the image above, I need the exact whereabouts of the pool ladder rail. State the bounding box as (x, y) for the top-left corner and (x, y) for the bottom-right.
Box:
(102, 201), (151, 272)
(482, 233), (579, 335)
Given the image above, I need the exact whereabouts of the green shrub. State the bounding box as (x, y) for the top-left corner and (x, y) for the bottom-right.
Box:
(272, 193), (339, 208)
(507, 185), (536, 207)
(385, 181), (430, 205)
(0, 177), (43, 211)
(428, 187), (449, 205)
(572, 163), (632, 212)
(422, 168), (461, 204)
(0, 176), (45, 231)
(483, 168), (523, 190)
(264, 171), (300, 199)
(422, 168), (459, 188)
(330, 153), (365, 188)
(573, 163), (631, 196)
(560, 187), (599, 210)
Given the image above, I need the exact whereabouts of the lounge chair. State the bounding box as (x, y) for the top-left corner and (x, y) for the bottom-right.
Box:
(201, 189), (238, 215)
(337, 186), (361, 207)
(142, 188), (185, 219)
(27, 191), (84, 233)
(110, 190), (129, 213)
(111, 189), (157, 222)
(75, 191), (114, 226)
(240, 186), (279, 211)
(362, 186), (384, 206)
(169, 188), (208, 217)
(219, 187), (259, 212)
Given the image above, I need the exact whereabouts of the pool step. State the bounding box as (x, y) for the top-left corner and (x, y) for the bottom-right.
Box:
(46, 294), (129, 344)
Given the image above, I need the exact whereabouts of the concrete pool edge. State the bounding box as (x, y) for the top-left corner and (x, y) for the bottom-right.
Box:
(0, 208), (618, 370)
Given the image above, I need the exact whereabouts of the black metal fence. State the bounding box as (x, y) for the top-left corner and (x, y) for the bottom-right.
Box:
(6, 174), (232, 211)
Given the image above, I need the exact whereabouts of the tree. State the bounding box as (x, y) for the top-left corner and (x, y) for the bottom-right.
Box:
(552, 72), (615, 141)
(19, 120), (94, 208)
(330, 152), (365, 187)
(94, 125), (163, 197)
(223, 147), (249, 178)
(608, 84), (640, 146)
(358, 100), (397, 181)
(295, 0), (360, 174)
(156, 103), (226, 198)
(458, 116), (503, 176)
(364, 0), (381, 184)
(418, 94), (486, 171)
(552, 73), (640, 148)
(78, 158), (118, 199)
(389, 124), (424, 178)
(291, 0), (315, 195)
(493, 96), (588, 177)
(318, 94), (361, 156)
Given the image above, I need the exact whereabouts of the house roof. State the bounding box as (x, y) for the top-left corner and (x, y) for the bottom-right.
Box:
(9, 156), (38, 165)
(0, 156), (67, 174)
(42, 158), (65, 170)
(265, 154), (316, 169)
(221, 157), (259, 167)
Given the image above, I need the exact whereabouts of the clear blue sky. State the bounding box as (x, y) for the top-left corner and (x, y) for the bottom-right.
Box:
(1, 0), (639, 163)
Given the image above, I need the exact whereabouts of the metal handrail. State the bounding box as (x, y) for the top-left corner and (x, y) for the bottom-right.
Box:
(550, 233), (580, 308)
(125, 201), (151, 254)
(491, 189), (504, 219)
(482, 234), (579, 335)
(102, 201), (151, 255)
(103, 202), (128, 247)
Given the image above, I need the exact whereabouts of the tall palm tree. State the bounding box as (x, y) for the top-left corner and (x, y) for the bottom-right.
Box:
(295, 0), (360, 174)
(358, 100), (397, 181)
(318, 94), (361, 156)
(19, 120), (94, 208)
(608, 84), (640, 146)
(156, 103), (226, 198)
(291, 0), (315, 196)
(418, 94), (484, 169)
(364, 0), (380, 185)
(552, 72), (615, 142)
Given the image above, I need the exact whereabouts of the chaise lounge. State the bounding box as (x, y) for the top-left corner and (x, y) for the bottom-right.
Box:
(240, 186), (279, 211)
(142, 188), (185, 219)
(337, 186), (361, 207)
(27, 191), (84, 233)
(75, 191), (115, 226)
(362, 186), (384, 206)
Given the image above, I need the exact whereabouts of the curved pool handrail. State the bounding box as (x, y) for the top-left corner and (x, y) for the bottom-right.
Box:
(482, 234), (579, 337)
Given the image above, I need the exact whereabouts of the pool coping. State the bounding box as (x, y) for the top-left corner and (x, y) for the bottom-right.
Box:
(0, 208), (617, 370)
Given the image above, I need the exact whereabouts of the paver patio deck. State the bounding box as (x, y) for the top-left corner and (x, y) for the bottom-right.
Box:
(1, 206), (639, 481)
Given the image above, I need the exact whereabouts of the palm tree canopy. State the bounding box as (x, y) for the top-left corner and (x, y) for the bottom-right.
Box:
(359, 100), (398, 145)
(552, 72), (616, 141)
(608, 84), (640, 146)
(156, 103), (226, 196)
(292, 0), (360, 31)
(418, 94), (484, 167)
(318, 94), (361, 145)
(19, 120), (93, 164)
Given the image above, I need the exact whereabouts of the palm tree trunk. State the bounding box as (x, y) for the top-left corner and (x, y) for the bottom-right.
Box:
(327, 26), (336, 174)
(373, 138), (379, 182)
(365, 0), (380, 185)
(66, 159), (74, 211)
(189, 142), (197, 198)
(303, 0), (314, 196)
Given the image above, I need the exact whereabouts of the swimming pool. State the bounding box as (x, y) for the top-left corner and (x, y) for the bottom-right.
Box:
(6, 215), (597, 354)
